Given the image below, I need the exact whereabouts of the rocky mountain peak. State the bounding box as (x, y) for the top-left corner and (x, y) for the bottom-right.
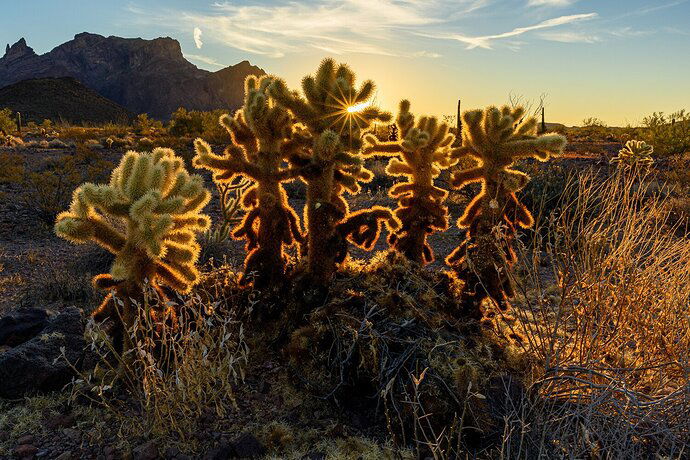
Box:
(3, 38), (36, 62)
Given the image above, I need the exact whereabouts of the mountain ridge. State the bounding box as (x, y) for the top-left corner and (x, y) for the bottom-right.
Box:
(0, 33), (265, 119)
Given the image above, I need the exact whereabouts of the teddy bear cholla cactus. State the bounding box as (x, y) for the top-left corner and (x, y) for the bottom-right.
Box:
(55, 148), (210, 352)
(448, 106), (566, 315)
(363, 100), (459, 264)
(193, 75), (306, 287)
(610, 140), (654, 169)
(269, 59), (399, 284)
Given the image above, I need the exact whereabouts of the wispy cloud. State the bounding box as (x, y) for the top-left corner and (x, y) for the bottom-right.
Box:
(185, 53), (225, 68)
(538, 31), (599, 43)
(127, 1), (601, 57)
(193, 27), (203, 49)
(527, 0), (578, 7)
(421, 12), (597, 49)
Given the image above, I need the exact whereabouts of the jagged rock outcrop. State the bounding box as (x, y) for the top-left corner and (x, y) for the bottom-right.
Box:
(0, 33), (266, 119)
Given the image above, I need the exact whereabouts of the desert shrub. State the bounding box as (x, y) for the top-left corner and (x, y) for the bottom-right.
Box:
(134, 113), (163, 136)
(581, 117), (607, 128)
(641, 109), (690, 156)
(610, 139), (654, 170)
(19, 148), (114, 225)
(68, 286), (249, 443)
(169, 108), (231, 144)
(0, 108), (15, 135)
(54, 148), (211, 357)
(505, 170), (690, 458)
(0, 153), (24, 184)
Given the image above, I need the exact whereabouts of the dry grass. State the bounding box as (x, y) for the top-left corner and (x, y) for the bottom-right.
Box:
(65, 283), (250, 450)
(501, 169), (690, 458)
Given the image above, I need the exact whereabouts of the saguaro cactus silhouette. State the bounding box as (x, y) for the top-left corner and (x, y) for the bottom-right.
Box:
(55, 148), (210, 351)
(448, 106), (566, 314)
(193, 75), (306, 287)
(363, 100), (458, 264)
(269, 59), (398, 284)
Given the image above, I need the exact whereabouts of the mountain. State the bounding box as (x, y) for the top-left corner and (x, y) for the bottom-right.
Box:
(0, 77), (131, 124)
(0, 33), (265, 119)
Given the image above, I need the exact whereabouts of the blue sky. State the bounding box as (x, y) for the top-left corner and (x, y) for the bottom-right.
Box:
(2, 0), (689, 125)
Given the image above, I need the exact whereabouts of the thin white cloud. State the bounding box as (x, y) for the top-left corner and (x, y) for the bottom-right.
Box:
(421, 12), (598, 49)
(539, 31), (600, 43)
(193, 27), (203, 49)
(185, 53), (225, 68)
(528, 0), (577, 6)
(127, 1), (602, 57)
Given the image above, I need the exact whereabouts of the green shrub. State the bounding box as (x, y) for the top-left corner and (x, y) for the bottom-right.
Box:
(0, 108), (15, 135)
(641, 110), (690, 156)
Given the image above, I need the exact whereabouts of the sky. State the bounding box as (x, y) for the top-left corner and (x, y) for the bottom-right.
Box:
(2, 0), (689, 126)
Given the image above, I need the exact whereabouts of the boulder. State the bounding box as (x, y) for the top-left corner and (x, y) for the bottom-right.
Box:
(0, 308), (49, 347)
(0, 307), (85, 399)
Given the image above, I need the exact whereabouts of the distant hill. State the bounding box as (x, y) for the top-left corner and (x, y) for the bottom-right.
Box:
(0, 33), (266, 119)
(0, 77), (131, 124)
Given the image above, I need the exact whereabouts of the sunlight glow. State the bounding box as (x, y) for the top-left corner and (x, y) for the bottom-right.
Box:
(347, 101), (372, 113)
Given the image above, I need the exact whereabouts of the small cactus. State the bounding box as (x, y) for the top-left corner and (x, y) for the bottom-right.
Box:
(610, 140), (654, 169)
(364, 100), (459, 264)
(448, 106), (566, 315)
(193, 75), (306, 287)
(55, 148), (210, 352)
(269, 59), (398, 284)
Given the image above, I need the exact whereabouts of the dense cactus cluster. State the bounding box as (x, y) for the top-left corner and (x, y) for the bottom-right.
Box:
(55, 59), (569, 335)
(447, 106), (566, 313)
(364, 100), (458, 264)
(55, 148), (210, 351)
(268, 59), (398, 284)
(610, 139), (654, 169)
(193, 75), (306, 287)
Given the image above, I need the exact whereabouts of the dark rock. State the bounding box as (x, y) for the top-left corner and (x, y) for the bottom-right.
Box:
(133, 440), (159, 460)
(17, 434), (35, 445)
(0, 34), (265, 119)
(0, 308), (85, 399)
(14, 444), (39, 458)
(62, 428), (81, 443)
(231, 433), (266, 459)
(203, 439), (232, 460)
(55, 452), (72, 460)
(44, 413), (76, 430)
(301, 453), (327, 460)
(0, 308), (48, 347)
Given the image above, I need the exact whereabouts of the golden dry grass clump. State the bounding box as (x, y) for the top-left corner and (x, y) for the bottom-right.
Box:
(55, 147), (210, 352)
(364, 99), (459, 264)
(448, 106), (566, 314)
(193, 75), (306, 287)
(269, 58), (399, 284)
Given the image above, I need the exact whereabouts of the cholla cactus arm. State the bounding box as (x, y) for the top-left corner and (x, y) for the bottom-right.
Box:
(447, 106), (566, 314)
(610, 140), (654, 169)
(55, 148), (210, 353)
(268, 59), (394, 284)
(193, 75), (305, 287)
(363, 100), (458, 264)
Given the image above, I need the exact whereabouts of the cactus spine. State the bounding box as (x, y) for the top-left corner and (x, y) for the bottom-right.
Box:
(269, 59), (397, 284)
(55, 148), (210, 351)
(364, 100), (458, 264)
(193, 75), (306, 287)
(448, 106), (566, 314)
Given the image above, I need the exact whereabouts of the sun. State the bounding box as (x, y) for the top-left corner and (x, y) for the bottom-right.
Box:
(347, 100), (372, 113)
